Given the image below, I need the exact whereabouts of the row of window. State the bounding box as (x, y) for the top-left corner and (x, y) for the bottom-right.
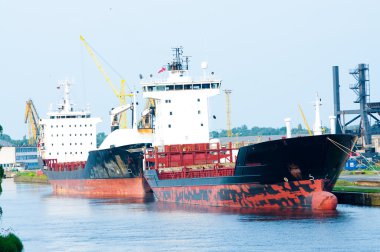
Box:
(50, 133), (93, 137)
(164, 98), (201, 104)
(1, 162), (39, 169)
(16, 155), (38, 161)
(48, 152), (83, 156)
(50, 124), (93, 128)
(49, 115), (90, 119)
(144, 83), (220, 92)
(16, 147), (37, 153)
(51, 142), (93, 146)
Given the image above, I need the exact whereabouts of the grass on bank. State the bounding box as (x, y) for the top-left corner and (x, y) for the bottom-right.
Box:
(13, 171), (48, 183)
(333, 179), (380, 193)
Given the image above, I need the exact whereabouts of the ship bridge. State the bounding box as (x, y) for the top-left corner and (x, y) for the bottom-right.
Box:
(140, 47), (222, 147)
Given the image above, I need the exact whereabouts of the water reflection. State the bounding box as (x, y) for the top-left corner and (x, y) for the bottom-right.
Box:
(3, 180), (380, 252)
(147, 201), (340, 221)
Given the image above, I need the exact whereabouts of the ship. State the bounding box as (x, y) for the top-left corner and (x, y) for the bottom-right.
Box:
(39, 80), (153, 197)
(142, 47), (357, 210)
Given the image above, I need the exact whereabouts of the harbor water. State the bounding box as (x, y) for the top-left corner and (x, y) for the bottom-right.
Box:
(1, 179), (380, 252)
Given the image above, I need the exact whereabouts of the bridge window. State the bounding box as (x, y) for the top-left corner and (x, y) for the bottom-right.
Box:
(211, 83), (219, 89)
(193, 84), (201, 90)
(184, 85), (192, 90)
(175, 85), (183, 90)
(166, 85), (174, 91)
(202, 83), (210, 89)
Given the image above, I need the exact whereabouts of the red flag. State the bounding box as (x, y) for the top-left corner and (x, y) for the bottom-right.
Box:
(158, 66), (166, 74)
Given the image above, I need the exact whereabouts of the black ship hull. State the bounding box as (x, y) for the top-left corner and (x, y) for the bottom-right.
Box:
(144, 134), (357, 209)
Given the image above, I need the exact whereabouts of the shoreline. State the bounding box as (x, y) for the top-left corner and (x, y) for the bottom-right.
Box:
(13, 171), (49, 184)
(11, 171), (380, 206)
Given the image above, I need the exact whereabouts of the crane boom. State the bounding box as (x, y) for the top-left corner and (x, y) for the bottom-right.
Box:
(298, 104), (313, 136)
(80, 35), (129, 129)
(25, 99), (40, 145)
(80, 35), (120, 96)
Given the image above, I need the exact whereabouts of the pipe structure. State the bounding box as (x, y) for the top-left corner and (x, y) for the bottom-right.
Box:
(313, 94), (323, 136)
(332, 66), (342, 133)
(329, 116), (336, 134)
(358, 64), (371, 145)
(284, 118), (292, 138)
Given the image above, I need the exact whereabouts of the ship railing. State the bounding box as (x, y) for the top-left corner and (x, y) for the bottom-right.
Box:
(158, 165), (235, 180)
(144, 142), (237, 170)
(43, 159), (86, 172)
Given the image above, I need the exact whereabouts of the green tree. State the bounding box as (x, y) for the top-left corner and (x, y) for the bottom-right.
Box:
(96, 132), (107, 147)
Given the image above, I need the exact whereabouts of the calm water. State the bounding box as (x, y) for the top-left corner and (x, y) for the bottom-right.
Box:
(1, 179), (380, 252)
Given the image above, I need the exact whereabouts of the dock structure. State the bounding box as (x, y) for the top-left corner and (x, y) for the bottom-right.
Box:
(332, 64), (380, 149)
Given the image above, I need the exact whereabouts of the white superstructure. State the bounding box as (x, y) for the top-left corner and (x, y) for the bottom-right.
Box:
(38, 80), (101, 162)
(141, 47), (221, 146)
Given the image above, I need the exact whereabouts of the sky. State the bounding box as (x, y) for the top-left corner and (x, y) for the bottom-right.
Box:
(1, 0), (380, 139)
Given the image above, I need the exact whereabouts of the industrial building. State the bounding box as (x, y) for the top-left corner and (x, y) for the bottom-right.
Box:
(0, 141), (39, 171)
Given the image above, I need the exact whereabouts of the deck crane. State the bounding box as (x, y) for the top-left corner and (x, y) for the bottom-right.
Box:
(80, 35), (132, 129)
(24, 99), (40, 145)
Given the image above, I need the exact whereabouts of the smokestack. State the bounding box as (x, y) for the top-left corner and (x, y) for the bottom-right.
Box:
(284, 118), (292, 138)
(329, 115), (336, 134)
(313, 93), (323, 136)
(332, 66), (342, 133)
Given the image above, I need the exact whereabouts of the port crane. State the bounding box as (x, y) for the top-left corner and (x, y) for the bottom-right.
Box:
(80, 35), (131, 129)
(24, 99), (40, 145)
(298, 104), (313, 136)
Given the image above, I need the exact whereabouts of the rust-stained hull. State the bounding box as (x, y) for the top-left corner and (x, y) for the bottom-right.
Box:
(49, 177), (152, 198)
(42, 143), (153, 198)
(144, 134), (357, 210)
(145, 175), (336, 209)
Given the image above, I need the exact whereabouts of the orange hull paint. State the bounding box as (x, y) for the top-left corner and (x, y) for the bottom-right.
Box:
(49, 178), (152, 198)
(152, 179), (338, 210)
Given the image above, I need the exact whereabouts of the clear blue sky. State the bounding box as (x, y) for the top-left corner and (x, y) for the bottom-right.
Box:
(1, 0), (380, 139)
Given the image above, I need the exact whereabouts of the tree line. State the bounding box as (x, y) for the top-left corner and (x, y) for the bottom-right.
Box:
(1, 124), (322, 148)
(210, 124), (312, 138)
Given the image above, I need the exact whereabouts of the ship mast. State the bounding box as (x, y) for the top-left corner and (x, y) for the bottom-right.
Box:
(57, 80), (73, 112)
(313, 93), (323, 135)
